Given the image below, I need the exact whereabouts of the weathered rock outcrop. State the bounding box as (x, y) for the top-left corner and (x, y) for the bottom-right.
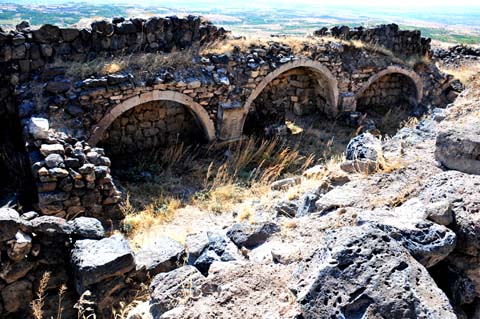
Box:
(291, 225), (456, 319)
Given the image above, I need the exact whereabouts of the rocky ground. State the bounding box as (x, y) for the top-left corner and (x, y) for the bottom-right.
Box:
(117, 77), (480, 318)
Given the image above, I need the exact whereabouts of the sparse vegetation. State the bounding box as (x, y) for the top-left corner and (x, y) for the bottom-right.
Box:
(57, 49), (196, 81)
(437, 61), (480, 84)
(31, 272), (50, 319)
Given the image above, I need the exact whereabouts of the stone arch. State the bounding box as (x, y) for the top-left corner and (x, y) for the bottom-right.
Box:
(240, 58), (339, 132)
(88, 90), (216, 146)
(355, 66), (424, 104)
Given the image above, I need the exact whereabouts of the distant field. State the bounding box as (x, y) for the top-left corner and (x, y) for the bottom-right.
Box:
(1, 2), (480, 44)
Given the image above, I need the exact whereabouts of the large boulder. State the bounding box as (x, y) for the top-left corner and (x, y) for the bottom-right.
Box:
(71, 234), (135, 293)
(135, 236), (185, 278)
(149, 265), (205, 318)
(358, 199), (457, 268)
(418, 171), (480, 256)
(290, 225), (456, 319)
(435, 120), (480, 175)
(346, 132), (382, 161)
(342, 132), (383, 174)
(226, 222), (280, 249)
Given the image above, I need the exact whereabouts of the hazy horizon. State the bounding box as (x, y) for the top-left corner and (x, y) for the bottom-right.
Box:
(1, 0), (480, 43)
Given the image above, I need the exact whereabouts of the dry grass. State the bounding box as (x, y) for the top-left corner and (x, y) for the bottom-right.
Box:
(201, 37), (264, 55)
(437, 61), (480, 84)
(31, 272), (50, 319)
(201, 35), (322, 55)
(58, 49), (196, 80)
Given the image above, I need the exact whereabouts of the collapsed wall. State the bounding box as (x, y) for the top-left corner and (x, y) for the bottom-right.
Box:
(314, 23), (431, 58)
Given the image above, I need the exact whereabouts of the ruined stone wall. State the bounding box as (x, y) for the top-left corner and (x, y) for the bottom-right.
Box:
(0, 16), (226, 83)
(101, 100), (203, 161)
(314, 23), (431, 58)
(0, 15), (226, 208)
(357, 73), (417, 113)
(244, 68), (327, 133)
(0, 207), (139, 319)
(25, 123), (123, 224)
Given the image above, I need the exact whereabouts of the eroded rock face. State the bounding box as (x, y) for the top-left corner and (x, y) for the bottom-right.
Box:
(418, 171), (480, 256)
(290, 225), (456, 319)
(358, 200), (457, 268)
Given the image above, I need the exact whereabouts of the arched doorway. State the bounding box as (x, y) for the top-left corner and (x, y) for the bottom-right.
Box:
(89, 91), (215, 168)
(355, 66), (423, 134)
(241, 59), (339, 136)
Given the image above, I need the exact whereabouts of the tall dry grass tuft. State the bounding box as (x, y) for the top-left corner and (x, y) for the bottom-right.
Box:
(31, 272), (51, 319)
(193, 136), (313, 213)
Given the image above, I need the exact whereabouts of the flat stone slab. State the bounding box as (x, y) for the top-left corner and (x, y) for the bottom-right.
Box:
(71, 234), (134, 293)
(135, 236), (185, 276)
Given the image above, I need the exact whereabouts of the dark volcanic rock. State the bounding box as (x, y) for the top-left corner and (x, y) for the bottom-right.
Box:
(418, 171), (480, 256)
(135, 236), (185, 277)
(227, 222), (280, 249)
(68, 216), (105, 239)
(185, 231), (241, 275)
(71, 234), (134, 293)
(33, 24), (61, 43)
(30, 216), (73, 236)
(149, 265), (205, 317)
(358, 200), (457, 268)
(45, 80), (71, 94)
(345, 132), (382, 162)
(290, 225), (456, 319)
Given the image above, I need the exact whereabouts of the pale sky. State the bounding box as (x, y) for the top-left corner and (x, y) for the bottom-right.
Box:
(7, 0), (480, 7)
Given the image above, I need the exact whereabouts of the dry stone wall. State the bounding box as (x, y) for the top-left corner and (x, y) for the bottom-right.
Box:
(0, 16), (463, 319)
(314, 23), (431, 58)
(12, 23), (450, 217)
(101, 100), (204, 161)
(244, 68), (327, 134)
(357, 73), (418, 113)
(26, 127), (123, 225)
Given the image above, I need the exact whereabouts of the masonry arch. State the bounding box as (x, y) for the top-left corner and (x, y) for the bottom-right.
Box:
(354, 66), (423, 134)
(240, 58), (339, 135)
(88, 90), (216, 146)
(355, 66), (423, 109)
